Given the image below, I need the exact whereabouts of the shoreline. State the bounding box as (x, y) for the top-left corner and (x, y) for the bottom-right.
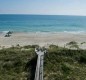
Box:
(0, 32), (86, 49)
(1, 30), (86, 34)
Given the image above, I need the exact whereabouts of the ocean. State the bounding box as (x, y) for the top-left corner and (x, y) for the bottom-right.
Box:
(0, 14), (86, 33)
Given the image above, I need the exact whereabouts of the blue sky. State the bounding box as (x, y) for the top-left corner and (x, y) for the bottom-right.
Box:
(0, 0), (86, 15)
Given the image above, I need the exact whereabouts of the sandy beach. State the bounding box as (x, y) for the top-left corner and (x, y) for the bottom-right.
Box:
(0, 32), (86, 49)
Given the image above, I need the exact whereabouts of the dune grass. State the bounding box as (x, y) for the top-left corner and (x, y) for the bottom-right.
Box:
(0, 45), (86, 80)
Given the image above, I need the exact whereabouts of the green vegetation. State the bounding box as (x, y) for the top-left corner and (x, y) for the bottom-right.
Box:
(0, 45), (86, 80)
(44, 45), (86, 80)
(0, 45), (37, 80)
(66, 41), (79, 49)
(81, 42), (86, 45)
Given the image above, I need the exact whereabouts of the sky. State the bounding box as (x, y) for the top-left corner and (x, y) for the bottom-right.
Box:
(0, 0), (86, 15)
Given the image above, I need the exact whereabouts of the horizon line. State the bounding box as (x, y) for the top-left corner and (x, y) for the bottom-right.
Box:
(0, 13), (86, 17)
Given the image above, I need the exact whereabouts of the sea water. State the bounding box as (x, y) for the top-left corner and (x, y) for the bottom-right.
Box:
(0, 14), (86, 33)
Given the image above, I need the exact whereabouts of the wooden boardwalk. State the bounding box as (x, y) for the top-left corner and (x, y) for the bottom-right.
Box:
(34, 48), (46, 80)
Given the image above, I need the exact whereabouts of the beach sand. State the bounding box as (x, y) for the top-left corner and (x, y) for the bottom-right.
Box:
(0, 32), (86, 49)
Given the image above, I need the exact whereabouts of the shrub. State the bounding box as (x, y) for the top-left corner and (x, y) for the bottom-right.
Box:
(80, 55), (86, 63)
(66, 41), (79, 49)
(61, 63), (71, 74)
